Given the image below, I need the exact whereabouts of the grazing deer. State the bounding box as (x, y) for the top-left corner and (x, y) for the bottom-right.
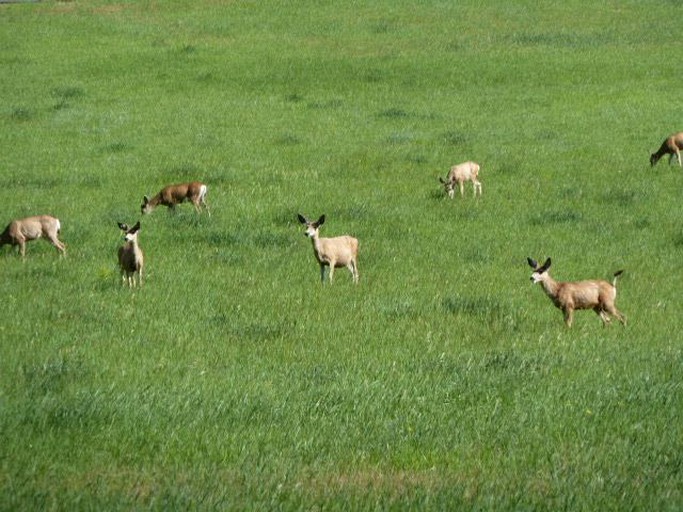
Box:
(297, 214), (359, 284)
(141, 182), (209, 215)
(0, 215), (65, 258)
(527, 257), (626, 328)
(650, 132), (683, 167)
(118, 222), (144, 287)
(439, 161), (482, 198)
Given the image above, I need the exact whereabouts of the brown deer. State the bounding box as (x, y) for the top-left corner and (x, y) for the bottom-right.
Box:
(650, 132), (683, 167)
(0, 215), (65, 258)
(141, 182), (209, 215)
(298, 214), (359, 284)
(439, 161), (482, 198)
(118, 222), (144, 287)
(528, 257), (626, 328)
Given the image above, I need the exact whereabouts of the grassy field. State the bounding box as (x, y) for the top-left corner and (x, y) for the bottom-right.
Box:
(1, 0), (682, 509)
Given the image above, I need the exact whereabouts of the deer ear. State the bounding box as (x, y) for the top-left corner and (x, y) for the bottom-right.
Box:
(540, 258), (552, 272)
(118, 222), (128, 231)
(143, 196), (149, 204)
(297, 214), (307, 224)
(439, 177), (446, 184)
(317, 215), (326, 226)
(131, 221), (141, 232)
(527, 257), (538, 269)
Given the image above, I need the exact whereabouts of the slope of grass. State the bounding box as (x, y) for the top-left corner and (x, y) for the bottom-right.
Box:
(1, 0), (682, 510)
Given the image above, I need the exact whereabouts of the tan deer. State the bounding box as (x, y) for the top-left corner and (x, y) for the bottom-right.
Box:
(650, 132), (683, 167)
(118, 222), (144, 287)
(528, 257), (626, 328)
(0, 215), (65, 258)
(298, 214), (359, 284)
(439, 161), (482, 198)
(141, 182), (209, 215)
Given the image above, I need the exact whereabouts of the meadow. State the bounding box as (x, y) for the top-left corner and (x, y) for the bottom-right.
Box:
(0, 0), (681, 509)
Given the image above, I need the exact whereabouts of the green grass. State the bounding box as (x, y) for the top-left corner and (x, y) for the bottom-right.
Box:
(1, 0), (682, 509)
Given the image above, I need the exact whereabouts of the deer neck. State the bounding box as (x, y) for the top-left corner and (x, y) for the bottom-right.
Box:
(125, 236), (139, 253)
(134, 239), (143, 256)
(539, 274), (560, 301)
(310, 233), (325, 261)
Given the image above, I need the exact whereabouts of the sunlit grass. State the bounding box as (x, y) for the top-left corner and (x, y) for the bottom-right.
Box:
(0, 0), (681, 510)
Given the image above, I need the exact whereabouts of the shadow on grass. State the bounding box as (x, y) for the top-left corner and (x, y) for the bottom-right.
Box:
(9, 107), (33, 121)
(442, 294), (521, 331)
(211, 313), (290, 343)
(529, 210), (582, 226)
(22, 354), (86, 397)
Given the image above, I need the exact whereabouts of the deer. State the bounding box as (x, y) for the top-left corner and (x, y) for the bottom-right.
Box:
(650, 132), (683, 167)
(297, 214), (359, 284)
(141, 181), (210, 215)
(117, 222), (144, 287)
(439, 161), (482, 198)
(0, 215), (65, 258)
(527, 257), (626, 328)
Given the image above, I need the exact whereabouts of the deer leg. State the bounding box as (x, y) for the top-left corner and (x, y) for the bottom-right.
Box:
(677, 149), (682, 167)
(47, 235), (66, 255)
(595, 307), (611, 326)
(348, 260), (359, 284)
(459, 182), (465, 197)
(606, 304), (626, 325)
(19, 240), (26, 259)
(319, 264), (326, 283)
(328, 263), (335, 283)
(563, 308), (574, 327)
(474, 180), (482, 196)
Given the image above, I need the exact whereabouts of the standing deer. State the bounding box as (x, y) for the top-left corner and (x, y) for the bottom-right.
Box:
(650, 132), (683, 167)
(439, 161), (482, 198)
(118, 222), (144, 287)
(141, 181), (210, 215)
(527, 257), (626, 328)
(0, 215), (65, 258)
(297, 214), (359, 284)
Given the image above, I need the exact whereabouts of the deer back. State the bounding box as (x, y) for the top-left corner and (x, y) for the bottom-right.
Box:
(316, 236), (358, 266)
(557, 280), (615, 309)
(449, 161), (479, 182)
(160, 182), (204, 205)
(8, 216), (59, 242)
